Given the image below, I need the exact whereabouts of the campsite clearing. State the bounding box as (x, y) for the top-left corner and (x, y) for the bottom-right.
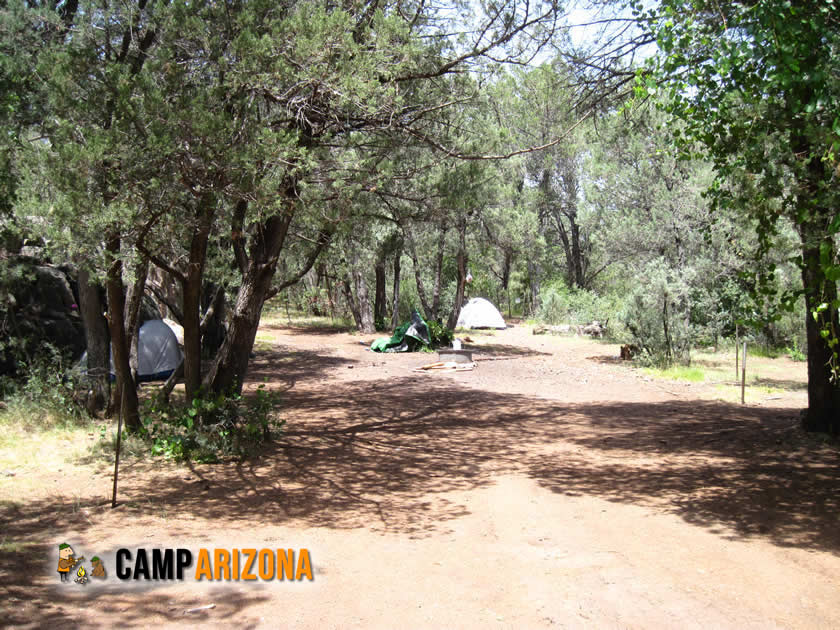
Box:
(2, 321), (838, 629)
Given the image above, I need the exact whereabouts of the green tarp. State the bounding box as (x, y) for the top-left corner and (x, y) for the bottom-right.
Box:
(371, 310), (431, 352)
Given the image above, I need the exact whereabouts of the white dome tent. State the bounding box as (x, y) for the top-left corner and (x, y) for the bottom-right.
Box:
(455, 297), (507, 330)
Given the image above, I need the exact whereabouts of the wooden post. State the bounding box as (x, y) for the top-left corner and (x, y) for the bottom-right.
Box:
(740, 341), (747, 404)
(735, 325), (739, 382)
(111, 383), (125, 508)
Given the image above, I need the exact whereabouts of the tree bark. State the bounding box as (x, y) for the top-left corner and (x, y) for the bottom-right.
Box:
(105, 233), (140, 431)
(374, 257), (387, 327)
(402, 223), (433, 319)
(446, 216), (468, 330)
(124, 256), (148, 383)
(77, 268), (110, 415)
(182, 193), (215, 401)
(201, 282), (226, 359)
(431, 221), (447, 320)
(342, 274), (363, 329)
(351, 251), (375, 333)
(799, 222), (840, 434)
(203, 208), (294, 395)
(528, 259), (541, 315)
(391, 243), (402, 329)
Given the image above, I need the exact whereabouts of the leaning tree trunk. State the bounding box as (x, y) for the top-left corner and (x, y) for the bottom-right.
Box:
(446, 216), (468, 330)
(342, 274), (363, 330)
(105, 233), (140, 431)
(77, 268), (110, 416)
(799, 222), (840, 434)
(403, 223), (433, 319)
(204, 208), (293, 395)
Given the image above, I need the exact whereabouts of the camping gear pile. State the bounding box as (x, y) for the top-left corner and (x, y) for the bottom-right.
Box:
(370, 310), (431, 352)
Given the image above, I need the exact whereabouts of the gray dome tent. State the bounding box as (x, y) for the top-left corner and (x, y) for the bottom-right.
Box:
(78, 319), (183, 383)
(133, 319), (183, 382)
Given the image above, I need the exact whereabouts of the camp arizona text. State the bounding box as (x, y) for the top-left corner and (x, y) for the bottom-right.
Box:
(115, 548), (314, 581)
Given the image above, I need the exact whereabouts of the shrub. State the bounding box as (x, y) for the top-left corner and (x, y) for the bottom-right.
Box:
(0, 347), (89, 428)
(536, 286), (620, 326)
(138, 384), (284, 462)
(427, 320), (454, 348)
(621, 261), (693, 368)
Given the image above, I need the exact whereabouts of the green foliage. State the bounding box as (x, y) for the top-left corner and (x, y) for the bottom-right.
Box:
(536, 286), (618, 326)
(621, 261), (692, 368)
(0, 348), (89, 428)
(427, 320), (454, 348)
(636, 0), (840, 385)
(138, 385), (284, 462)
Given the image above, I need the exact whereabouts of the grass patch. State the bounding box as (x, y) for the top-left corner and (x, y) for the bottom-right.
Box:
(0, 396), (97, 471)
(642, 365), (706, 382)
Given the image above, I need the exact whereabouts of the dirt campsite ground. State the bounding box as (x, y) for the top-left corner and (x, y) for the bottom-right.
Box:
(2, 320), (839, 629)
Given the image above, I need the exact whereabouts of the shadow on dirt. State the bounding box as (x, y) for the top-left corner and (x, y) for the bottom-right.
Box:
(261, 322), (353, 336)
(0, 539), (271, 629)
(752, 377), (808, 392)
(245, 347), (356, 391)
(468, 343), (551, 358)
(3, 379), (838, 588)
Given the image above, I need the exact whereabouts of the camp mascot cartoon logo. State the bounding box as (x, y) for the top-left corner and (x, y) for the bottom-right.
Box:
(55, 543), (313, 584)
(56, 543), (107, 585)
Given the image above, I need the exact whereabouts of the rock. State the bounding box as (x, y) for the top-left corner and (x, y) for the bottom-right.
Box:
(582, 321), (606, 337)
(620, 344), (639, 360)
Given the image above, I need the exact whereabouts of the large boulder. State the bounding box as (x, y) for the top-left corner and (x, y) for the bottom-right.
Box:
(1, 260), (85, 375)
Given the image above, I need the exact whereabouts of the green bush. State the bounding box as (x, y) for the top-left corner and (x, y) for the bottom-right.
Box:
(138, 384), (284, 462)
(621, 262), (692, 368)
(0, 347), (89, 428)
(427, 320), (454, 348)
(536, 286), (620, 326)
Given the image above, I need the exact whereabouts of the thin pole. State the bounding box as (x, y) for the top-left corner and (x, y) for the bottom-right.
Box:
(735, 325), (739, 382)
(740, 341), (747, 405)
(111, 383), (126, 508)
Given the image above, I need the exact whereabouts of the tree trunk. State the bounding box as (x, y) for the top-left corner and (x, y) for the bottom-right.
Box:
(374, 257), (387, 327)
(342, 274), (363, 329)
(182, 194), (214, 401)
(203, 262), (274, 395)
(351, 251), (375, 333)
(105, 233), (140, 431)
(431, 221), (447, 320)
(203, 205), (295, 396)
(391, 244), (402, 329)
(77, 268), (110, 415)
(569, 213), (586, 289)
(403, 223), (433, 319)
(799, 222), (840, 434)
(124, 256), (148, 383)
(528, 260), (541, 315)
(446, 216), (468, 330)
(201, 282), (226, 359)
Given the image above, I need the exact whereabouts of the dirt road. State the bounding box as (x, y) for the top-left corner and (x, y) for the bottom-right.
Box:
(2, 323), (838, 628)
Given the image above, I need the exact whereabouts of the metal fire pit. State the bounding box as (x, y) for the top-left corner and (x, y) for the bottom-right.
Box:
(437, 349), (473, 364)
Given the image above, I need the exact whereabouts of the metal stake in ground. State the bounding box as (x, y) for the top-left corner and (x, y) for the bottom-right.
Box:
(111, 384), (125, 508)
(741, 341), (747, 405)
